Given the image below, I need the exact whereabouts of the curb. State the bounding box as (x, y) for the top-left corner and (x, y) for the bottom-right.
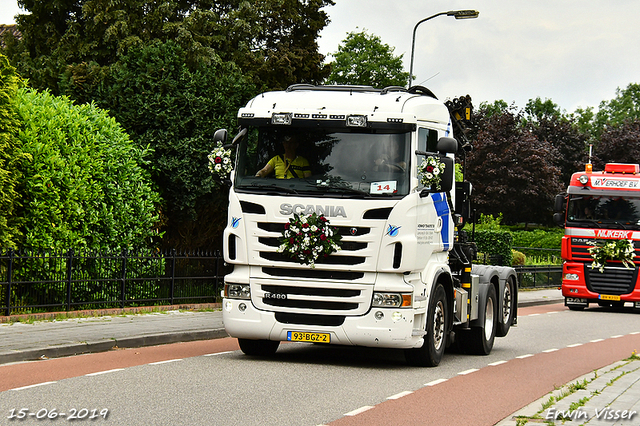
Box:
(0, 329), (229, 365)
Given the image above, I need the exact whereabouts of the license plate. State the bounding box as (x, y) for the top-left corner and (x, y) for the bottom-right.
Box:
(599, 294), (621, 301)
(287, 331), (330, 343)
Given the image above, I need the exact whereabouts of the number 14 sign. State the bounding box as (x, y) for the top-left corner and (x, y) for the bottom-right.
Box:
(370, 181), (397, 194)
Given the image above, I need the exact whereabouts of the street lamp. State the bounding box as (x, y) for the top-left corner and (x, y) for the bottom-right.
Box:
(408, 10), (479, 88)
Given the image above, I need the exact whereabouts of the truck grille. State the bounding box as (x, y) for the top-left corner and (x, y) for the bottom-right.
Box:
(585, 264), (638, 295)
(571, 238), (640, 263)
(252, 279), (373, 317)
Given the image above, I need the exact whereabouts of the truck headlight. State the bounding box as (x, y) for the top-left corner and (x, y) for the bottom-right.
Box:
(564, 273), (580, 281)
(372, 292), (412, 308)
(225, 283), (251, 299)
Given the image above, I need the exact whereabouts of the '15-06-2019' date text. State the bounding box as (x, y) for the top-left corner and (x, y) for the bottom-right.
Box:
(8, 408), (109, 421)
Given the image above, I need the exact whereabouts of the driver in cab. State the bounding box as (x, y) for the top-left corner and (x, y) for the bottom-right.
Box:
(255, 135), (311, 179)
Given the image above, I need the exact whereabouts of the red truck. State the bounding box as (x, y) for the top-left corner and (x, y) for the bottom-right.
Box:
(555, 163), (640, 310)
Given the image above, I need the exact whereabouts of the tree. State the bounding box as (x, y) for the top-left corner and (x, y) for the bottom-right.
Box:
(466, 105), (564, 225)
(91, 40), (254, 249)
(524, 97), (589, 186)
(594, 83), (640, 134)
(326, 29), (409, 88)
(5, 0), (333, 94)
(0, 54), (27, 248)
(592, 119), (640, 168)
(14, 88), (161, 250)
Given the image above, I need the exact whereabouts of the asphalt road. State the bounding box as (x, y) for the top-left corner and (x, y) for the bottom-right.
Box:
(2, 303), (640, 425)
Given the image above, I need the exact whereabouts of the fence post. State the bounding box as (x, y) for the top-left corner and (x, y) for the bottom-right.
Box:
(120, 250), (128, 309)
(5, 250), (13, 316)
(66, 249), (73, 311)
(170, 249), (176, 305)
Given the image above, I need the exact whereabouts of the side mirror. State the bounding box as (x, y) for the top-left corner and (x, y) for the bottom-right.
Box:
(554, 193), (566, 212)
(436, 137), (458, 154)
(214, 129), (228, 144)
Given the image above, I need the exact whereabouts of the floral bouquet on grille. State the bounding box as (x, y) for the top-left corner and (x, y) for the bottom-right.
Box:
(418, 156), (446, 189)
(588, 239), (635, 273)
(277, 213), (342, 267)
(207, 142), (233, 180)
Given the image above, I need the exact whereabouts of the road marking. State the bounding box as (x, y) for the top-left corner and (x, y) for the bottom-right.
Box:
(149, 359), (183, 365)
(425, 378), (448, 386)
(458, 368), (478, 375)
(516, 354), (533, 359)
(11, 381), (57, 391)
(630, 332), (640, 335)
(542, 348), (559, 353)
(567, 343), (583, 348)
(548, 311), (559, 314)
(345, 406), (374, 416)
(203, 351), (234, 356)
(488, 360), (507, 366)
(85, 368), (124, 376)
(528, 313), (541, 317)
(387, 391), (413, 400)
(590, 339), (604, 343)
(611, 335), (623, 339)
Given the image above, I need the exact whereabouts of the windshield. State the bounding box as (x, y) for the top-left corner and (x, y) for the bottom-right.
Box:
(234, 127), (411, 197)
(566, 194), (640, 229)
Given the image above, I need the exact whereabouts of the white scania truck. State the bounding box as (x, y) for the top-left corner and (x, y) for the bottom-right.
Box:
(216, 85), (518, 366)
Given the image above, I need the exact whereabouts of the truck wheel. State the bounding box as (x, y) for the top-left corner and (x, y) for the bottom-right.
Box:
(238, 339), (280, 356)
(468, 284), (497, 355)
(405, 282), (447, 367)
(497, 277), (515, 337)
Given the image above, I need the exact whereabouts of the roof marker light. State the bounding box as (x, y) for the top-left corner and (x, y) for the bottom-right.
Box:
(271, 113), (292, 125)
(346, 115), (368, 127)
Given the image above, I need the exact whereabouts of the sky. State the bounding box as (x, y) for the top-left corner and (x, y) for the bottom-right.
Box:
(1, 0), (639, 113)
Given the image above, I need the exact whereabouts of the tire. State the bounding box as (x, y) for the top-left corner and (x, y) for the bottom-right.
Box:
(497, 277), (515, 337)
(405, 283), (448, 367)
(238, 339), (280, 356)
(467, 284), (497, 355)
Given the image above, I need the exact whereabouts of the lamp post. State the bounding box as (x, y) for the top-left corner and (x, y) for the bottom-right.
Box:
(408, 10), (479, 88)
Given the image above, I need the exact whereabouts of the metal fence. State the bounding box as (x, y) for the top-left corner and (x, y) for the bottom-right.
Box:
(514, 265), (563, 288)
(1, 249), (231, 316)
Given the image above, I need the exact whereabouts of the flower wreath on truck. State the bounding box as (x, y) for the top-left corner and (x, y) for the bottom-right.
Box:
(588, 239), (636, 273)
(207, 142), (233, 180)
(277, 213), (342, 268)
(418, 155), (446, 189)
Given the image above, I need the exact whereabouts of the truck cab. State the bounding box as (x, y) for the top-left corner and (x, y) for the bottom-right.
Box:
(219, 85), (518, 366)
(555, 163), (640, 310)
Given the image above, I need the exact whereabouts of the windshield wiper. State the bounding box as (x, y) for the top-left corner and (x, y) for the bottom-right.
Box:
(236, 182), (300, 195)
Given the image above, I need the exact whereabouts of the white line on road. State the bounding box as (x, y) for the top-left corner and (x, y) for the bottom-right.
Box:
(149, 359), (183, 365)
(458, 368), (478, 375)
(387, 391), (413, 400)
(11, 381), (57, 391)
(425, 378), (448, 386)
(345, 406), (374, 416)
(567, 343), (583, 348)
(516, 354), (533, 359)
(488, 360), (507, 366)
(203, 351), (234, 356)
(85, 368), (125, 376)
(611, 335), (623, 339)
(542, 348), (559, 353)
(590, 339), (604, 343)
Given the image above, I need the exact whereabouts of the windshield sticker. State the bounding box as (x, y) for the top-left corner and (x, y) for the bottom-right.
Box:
(231, 217), (241, 228)
(370, 181), (397, 194)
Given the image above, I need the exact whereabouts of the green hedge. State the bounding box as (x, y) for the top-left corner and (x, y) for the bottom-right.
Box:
(474, 229), (513, 266)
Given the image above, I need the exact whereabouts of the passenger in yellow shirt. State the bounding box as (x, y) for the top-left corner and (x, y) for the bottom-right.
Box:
(255, 135), (311, 179)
